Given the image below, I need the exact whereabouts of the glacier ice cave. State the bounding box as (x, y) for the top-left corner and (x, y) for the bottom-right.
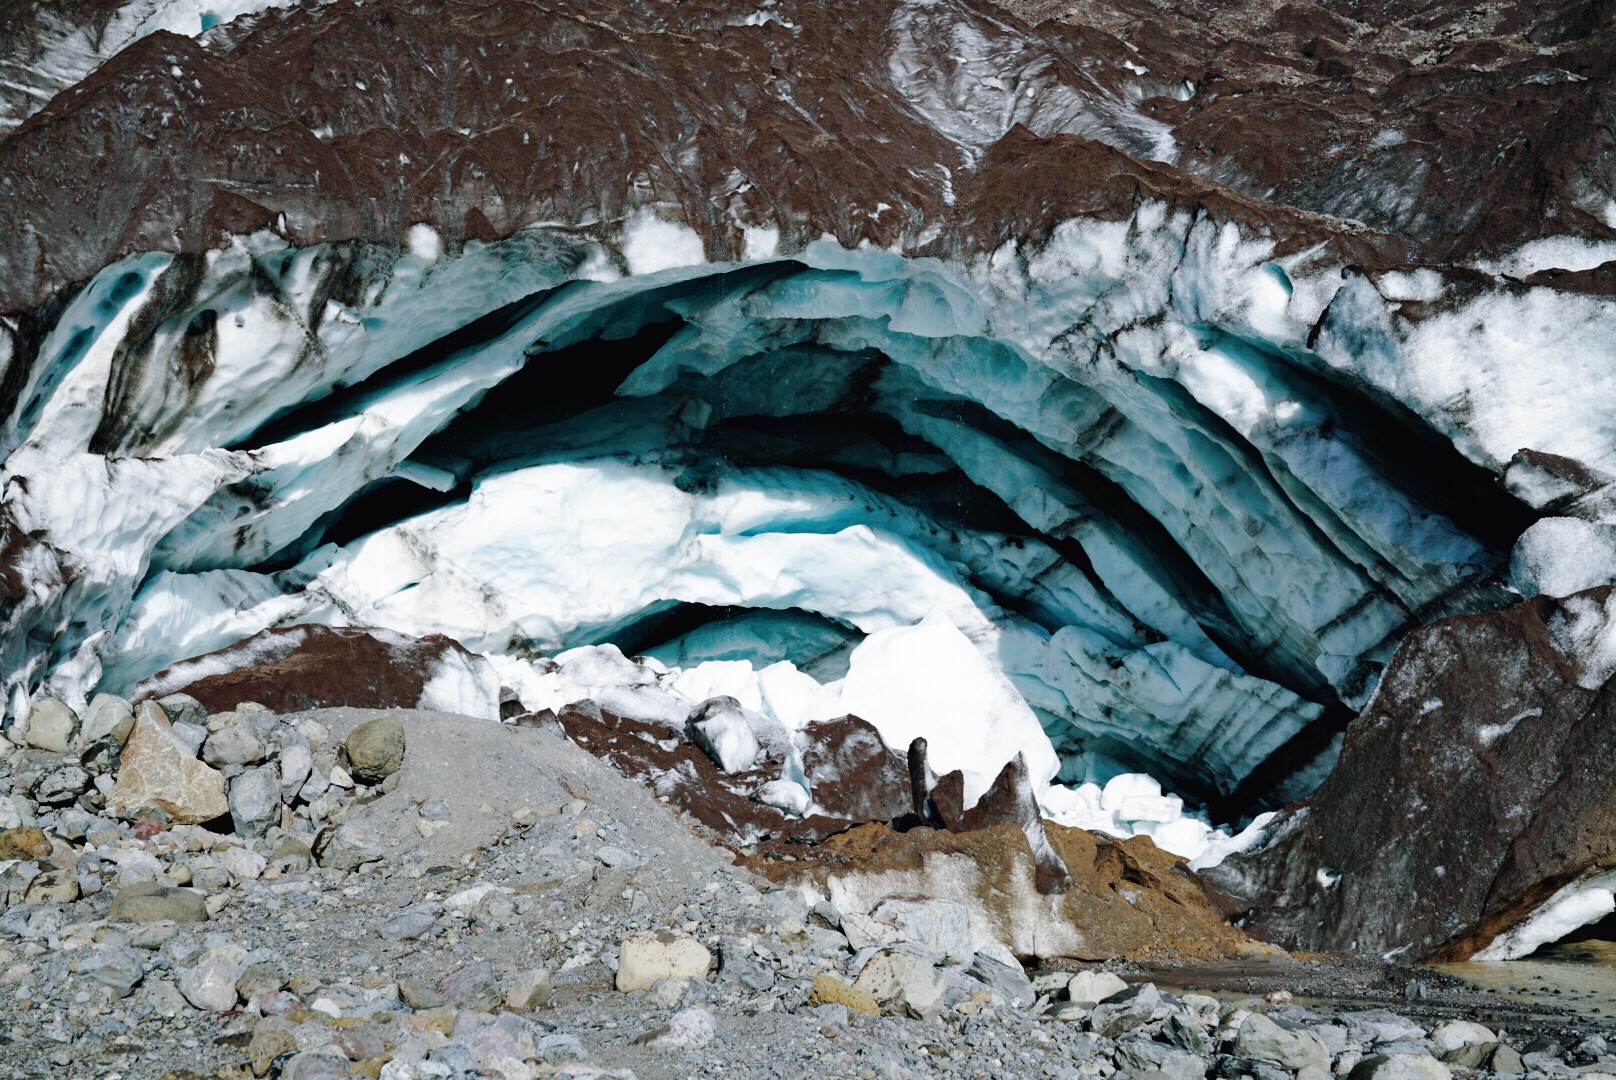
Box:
(0, 201), (1571, 866)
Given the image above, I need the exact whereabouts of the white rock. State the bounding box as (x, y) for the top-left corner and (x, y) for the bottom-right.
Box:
(25, 698), (77, 752)
(689, 706), (760, 774)
(653, 1007), (716, 1049)
(218, 846), (267, 881)
(1236, 1013), (1329, 1070)
(1068, 970), (1129, 1004)
(839, 911), (901, 952)
(80, 694), (135, 746)
(1347, 1054), (1450, 1080)
(616, 930), (713, 993)
(852, 949), (946, 1017)
(178, 950), (241, 1011)
(1430, 1021), (1497, 1054)
(279, 742), (312, 796)
(756, 778), (810, 816)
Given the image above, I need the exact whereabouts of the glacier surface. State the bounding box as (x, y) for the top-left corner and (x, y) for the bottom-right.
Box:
(0, 199), (1597, 859)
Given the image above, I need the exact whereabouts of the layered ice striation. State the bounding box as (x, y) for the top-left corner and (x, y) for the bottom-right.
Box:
(0, 198), (1573, 859)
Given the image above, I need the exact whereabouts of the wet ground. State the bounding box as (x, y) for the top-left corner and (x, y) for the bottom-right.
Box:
(1093, 944), (1616, 1040)
(1433, 940), (1616, 1021)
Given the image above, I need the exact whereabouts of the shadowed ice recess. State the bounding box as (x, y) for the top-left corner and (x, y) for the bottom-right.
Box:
(5, 205), (1587, 864)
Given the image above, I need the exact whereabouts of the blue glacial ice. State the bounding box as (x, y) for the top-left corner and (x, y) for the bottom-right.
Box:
(0, 203), (1589, 861)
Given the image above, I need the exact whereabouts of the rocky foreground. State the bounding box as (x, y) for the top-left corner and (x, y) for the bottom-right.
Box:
(0, 695), (1606, 1079)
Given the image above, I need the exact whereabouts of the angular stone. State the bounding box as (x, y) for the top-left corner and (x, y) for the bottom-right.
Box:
(1119, 1036), (1211, 1080)
(80, 694), (135, 746)
(616, 930), (714, 993)
(965, 953), (1035, 1008)
(871, 897), (973, 964)
(30, 764), (89, 806)
(267, 837), (313, 874)
(237, 958), (290, 1000)
(79, 946), (144, 998)
(1348, 1054), (1451, 1080)
(1236, 1013), (1330, 1070)
(201, 725), (266, 767)
(1431, 1020), (1499, 1067)
(278, 1050), (348, 1080)
(0, 827), (49, 860)
(24, 697), (76, 753)
(249, 1025), (298, 1077)
(24, 869), (78, 904)
(1090, 981), (1164, 1037)
(807, 973), (879, 1015)
(504, 967), (553, 1009)
(398, 975), (444, 1010)
(178, 949), (241, 1011)
(110, 702), (229, 824)
(435, 960), (499, 1010)
(314, 819), (385, 870)
(853, 949), (946, 1018)
(156, 694), (208, 729)
(798, 715), (912, 820)
(105, 882), (208, 924)
(279, 740), (312, 799)
(218, 845), (266, 881)
(1490, 1044), (1525, 1075)
(343, 715), (406, 785)
(840, 911), (901, 952)
(380, 905), (436, 942)
(229, 764), (281, 838)
(653, 1007), (716, 1050)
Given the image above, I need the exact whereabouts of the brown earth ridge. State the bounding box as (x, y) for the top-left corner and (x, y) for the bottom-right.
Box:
(0, 0), (1611, 319)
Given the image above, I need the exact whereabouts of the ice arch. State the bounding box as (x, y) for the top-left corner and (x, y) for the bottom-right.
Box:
(0, 210), (1535, 822)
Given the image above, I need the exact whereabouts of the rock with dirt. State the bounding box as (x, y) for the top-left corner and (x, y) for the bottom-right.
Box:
(1209, 590), (1616, 961)
(133, 625), (500, 719)
(342, 715), (406, 784)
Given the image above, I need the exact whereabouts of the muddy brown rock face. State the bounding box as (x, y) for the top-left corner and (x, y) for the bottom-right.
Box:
(1206, 589), (1616, 961)
(796, 716), (912, 822)
(0, 0), (1610, 319)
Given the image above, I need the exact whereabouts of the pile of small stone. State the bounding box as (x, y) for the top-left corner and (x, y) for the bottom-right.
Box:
(0, 691), (408, 898)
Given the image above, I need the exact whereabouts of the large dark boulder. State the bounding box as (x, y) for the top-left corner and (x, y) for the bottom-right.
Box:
(1206, 589), (1616, 960)
(797, 715), (911, 822)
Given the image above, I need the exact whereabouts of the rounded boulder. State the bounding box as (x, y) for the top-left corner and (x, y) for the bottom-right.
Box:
(343, 716), (406, 785)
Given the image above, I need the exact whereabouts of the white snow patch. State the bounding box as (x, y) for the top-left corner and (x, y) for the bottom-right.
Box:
(621, 211), (706, 276)
(741, 224), (781, 262)
(1474, 872), (1616, 960)
(1377, 269), (1443, 302)
(1476, 710), (1537, 747)
(1511, 517), (1616, 597)
(406, 223), (443, 263)
(1477, 237), (1616, 279)
(839, 611), (1058, 807)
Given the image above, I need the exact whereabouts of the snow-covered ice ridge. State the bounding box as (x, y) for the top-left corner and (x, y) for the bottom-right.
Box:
(1, 204), (1610, 859)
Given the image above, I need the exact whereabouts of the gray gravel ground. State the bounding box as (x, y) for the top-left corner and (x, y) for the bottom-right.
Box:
(0, 708), (1609, 1080)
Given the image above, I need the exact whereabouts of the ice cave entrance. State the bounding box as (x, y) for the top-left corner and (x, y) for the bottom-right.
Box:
(48, 235), (1529, 865)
